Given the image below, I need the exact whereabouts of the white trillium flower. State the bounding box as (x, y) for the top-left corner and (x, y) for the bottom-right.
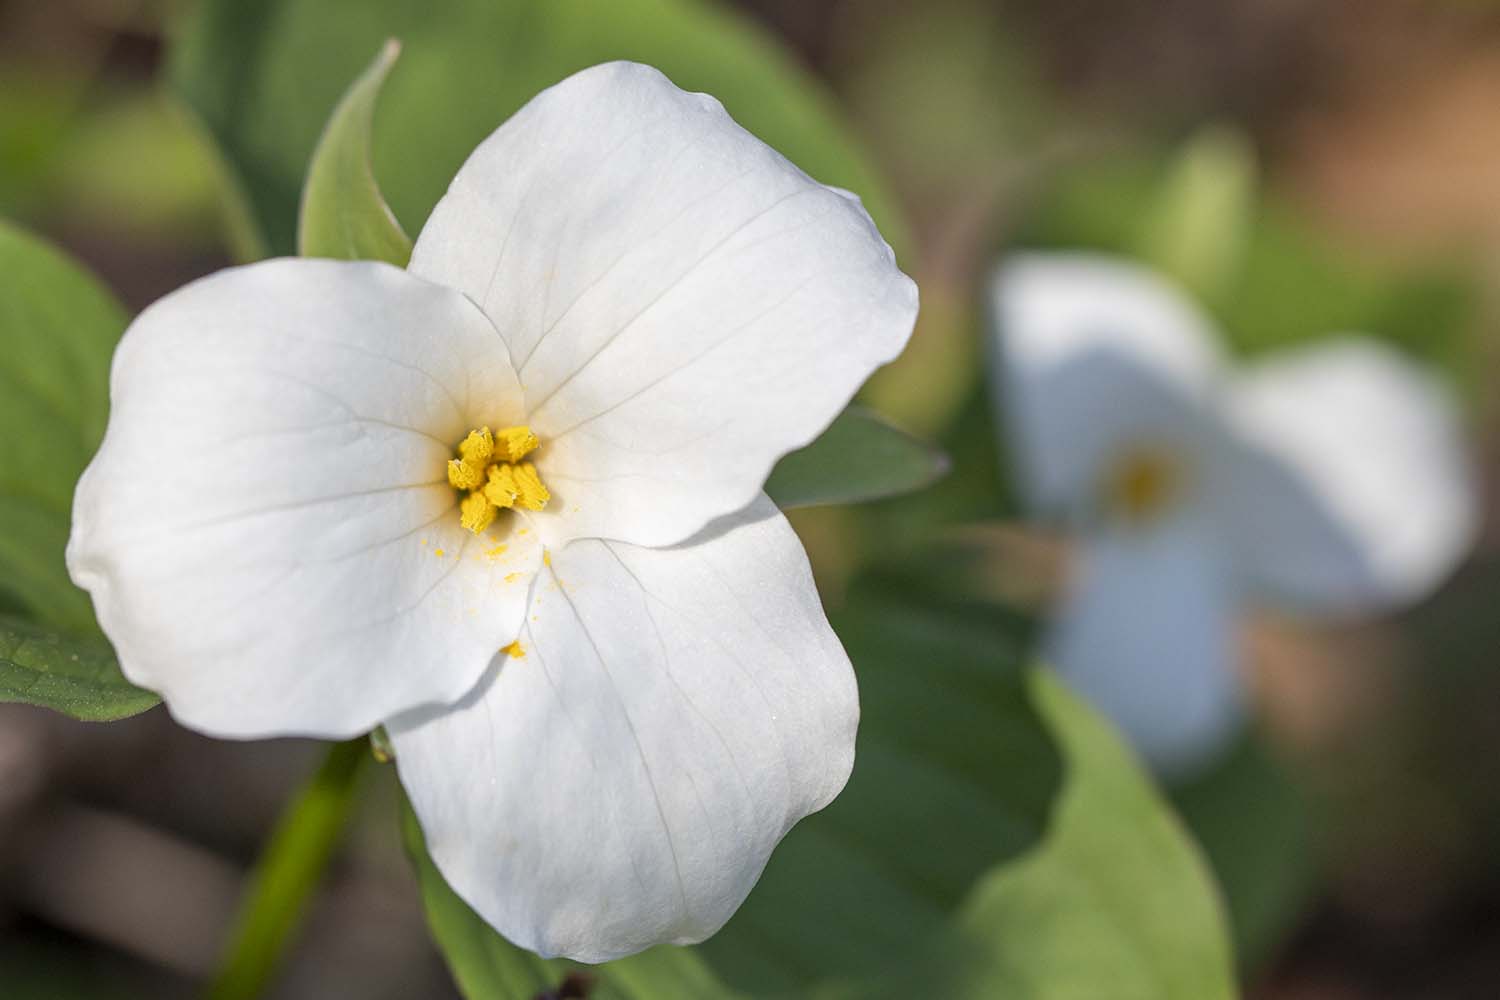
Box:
(990, 252), (1475, 777)
(66, 62), (917, 960)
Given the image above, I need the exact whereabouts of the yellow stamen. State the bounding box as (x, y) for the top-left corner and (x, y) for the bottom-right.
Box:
(447, 427), (494, 490)
(511, 462), (550, 511)
(494, 426), (540, 463)
(446, 425), (550, 534)
(1105, 447), (1183, 524)
(460, 491), (497, 534)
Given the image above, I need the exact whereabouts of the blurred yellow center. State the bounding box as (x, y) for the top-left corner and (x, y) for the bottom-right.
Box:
(447, 426), (550, 534)
(1104, 448), (1182, 524)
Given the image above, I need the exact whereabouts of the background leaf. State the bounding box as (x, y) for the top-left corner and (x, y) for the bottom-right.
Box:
(170, 0), (910, 263)
(1015, 143), (1476, 379)
(765, 407), (950, 510)
(0, 220), (155, 720)
(297, 39), (413, 266)
(1137, 125), (1257, 306)
(0, 615), (156, 722)
(893, 671), (1239, 1000)
(0, 219), (122, 631)
(1172, 736), (1317, 970)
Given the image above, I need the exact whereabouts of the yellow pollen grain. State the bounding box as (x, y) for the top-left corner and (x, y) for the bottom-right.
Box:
(504, 572), (521, 583)
(434, 548), (445, 557)
(501, 640), (525, 659)
(485, 543), (508, 558)
(542, 550), (552, 567)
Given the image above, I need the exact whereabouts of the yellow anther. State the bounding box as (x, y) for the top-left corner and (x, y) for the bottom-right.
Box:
(1105, 447), (1183, 525)
(447, 458), (484, 491)
(447, 427), (494, 490)
(511, 462), (550, 511)
(483, 464), (520, 509)
(494, 426), (540, 463)
(448, 425), (550, 534)
(460, 491), (497, 534)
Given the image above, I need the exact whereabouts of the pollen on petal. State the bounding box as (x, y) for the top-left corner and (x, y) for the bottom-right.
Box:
(501, 639), (525, 659)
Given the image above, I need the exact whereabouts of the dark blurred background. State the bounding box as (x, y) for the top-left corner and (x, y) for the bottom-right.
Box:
(3, 1), (1500, 997)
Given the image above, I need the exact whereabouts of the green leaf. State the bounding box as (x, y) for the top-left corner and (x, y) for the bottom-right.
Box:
(399, 793), (742, 1000)
(0, 222), (150, 721)
(896, 672), (1238, 1000)
(169, 0), (909, 263)
(1172, 736), (1317, 972)
(765, 407), (949, 510)
(697, 586), (1062, 994)
(51, 91), (225, 244)
(1138, 125), (1257, 306)
(298, 40), (413, 266)
(0, 615), (156, 722)
(0, 219), (124, 631)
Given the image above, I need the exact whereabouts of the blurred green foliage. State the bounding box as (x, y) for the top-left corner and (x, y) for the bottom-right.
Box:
(885, 671), (1237, 1000)
(1013, 136), (1477, 384)
(1173, 737), (1317, 970)
(169, 0), (911, 262)
(765, 407), (952, 511)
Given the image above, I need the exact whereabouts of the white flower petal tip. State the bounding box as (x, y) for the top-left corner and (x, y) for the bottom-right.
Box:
(67, 258), (539, 739)
(391, 497), (856, 962)
(990, 253), (1225, 515)
(1051, 517), (1245, 779)
(411, 60), (918, 549)
(1226, 338), (1477, 614)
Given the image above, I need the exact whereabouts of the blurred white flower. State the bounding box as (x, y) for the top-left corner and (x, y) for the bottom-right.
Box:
(990, 252), (1475, 777)
(67, 62), (917, 960)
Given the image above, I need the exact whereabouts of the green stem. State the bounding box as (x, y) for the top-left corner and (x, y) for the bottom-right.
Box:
(206, 737), (370, 1000)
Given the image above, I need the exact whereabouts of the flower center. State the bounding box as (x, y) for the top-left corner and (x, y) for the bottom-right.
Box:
(447, 426), (551, 534)
(1103, 447), (1183, 526)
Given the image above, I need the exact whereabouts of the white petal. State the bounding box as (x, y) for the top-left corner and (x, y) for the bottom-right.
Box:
(990, 253), (1225, 516)
(390, 496), (856, 961)
(410, 61), (917, 548)
(1050, 513), (1244, 777)
(67, 259), (541, 740)
(1220, 338), (1476, 613)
